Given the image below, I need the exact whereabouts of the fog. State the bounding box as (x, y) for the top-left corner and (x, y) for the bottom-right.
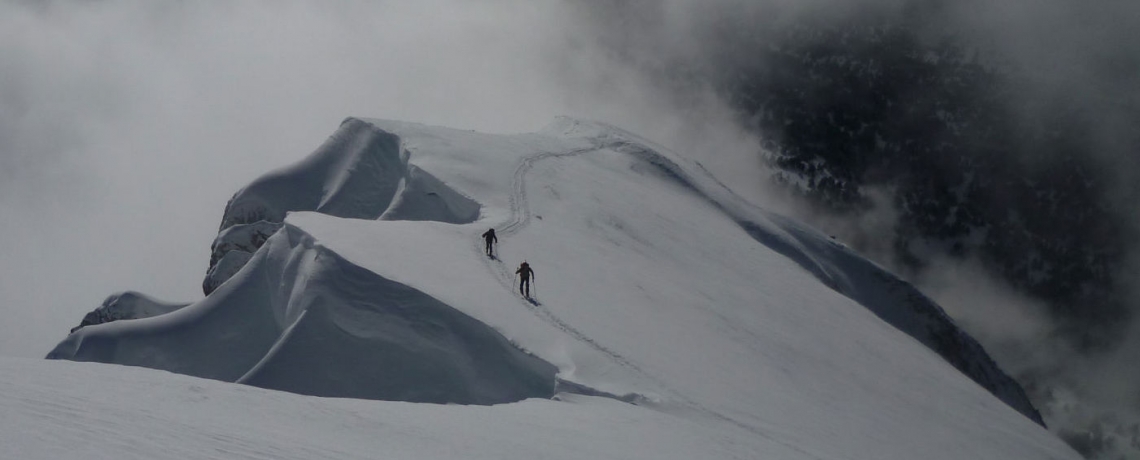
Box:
(0, 0), (768, 357)
(3, 0), (1138, 458)
(575, 0), (1140, 458)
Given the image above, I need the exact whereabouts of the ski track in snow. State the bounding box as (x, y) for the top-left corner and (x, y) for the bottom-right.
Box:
(471, 142), (828, 460)
(473, 145), (643, 372)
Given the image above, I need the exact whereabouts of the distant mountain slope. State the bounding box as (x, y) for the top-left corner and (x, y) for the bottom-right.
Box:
(48, 117), (1076, 460)
(577, 4), (1140, 455)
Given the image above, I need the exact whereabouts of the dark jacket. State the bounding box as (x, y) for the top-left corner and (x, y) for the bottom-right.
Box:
(516, 263), (534, 280)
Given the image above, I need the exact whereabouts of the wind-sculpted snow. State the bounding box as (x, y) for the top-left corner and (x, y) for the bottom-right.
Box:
(218, 118), (408, 230)
(378, 165), (481, 223)
(45, 116), (1078, 459)
(204, 118), (480, 294)
(68, 291), (188, 333)
(50, 224), (557, 404)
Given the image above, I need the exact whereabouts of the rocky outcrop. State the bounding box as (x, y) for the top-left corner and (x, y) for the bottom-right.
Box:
(203, 221), (282, 295)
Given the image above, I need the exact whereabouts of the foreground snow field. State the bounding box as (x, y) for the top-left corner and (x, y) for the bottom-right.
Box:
(0, 358), (779, 460)
(36, 117), (1080, 459)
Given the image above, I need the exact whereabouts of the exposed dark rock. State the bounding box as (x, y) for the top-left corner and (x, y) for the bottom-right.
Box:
(203, 221), (282, 295)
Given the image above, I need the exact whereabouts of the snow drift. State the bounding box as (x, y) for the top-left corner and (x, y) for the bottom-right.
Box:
(52, 221), (555, 404)
(47, 117), (1079, 459)
(204, 118), (479, 294)
(68, 291), (188, 333)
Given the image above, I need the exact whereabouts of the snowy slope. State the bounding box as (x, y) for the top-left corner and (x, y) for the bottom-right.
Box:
(44, 117), (1079, 459)
(0, 357), (791, 460)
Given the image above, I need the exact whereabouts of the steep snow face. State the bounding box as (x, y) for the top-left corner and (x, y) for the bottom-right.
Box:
(745, 213), (1046, 426)
(218, 118), (409, 230)
(203, 118), (480, 294)
(51, 223), (556, 404)
(47, 117), (1078, 459)
(546, 117), (1044, 424)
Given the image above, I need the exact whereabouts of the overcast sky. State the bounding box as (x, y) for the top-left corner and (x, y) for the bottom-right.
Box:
(0, 0), (768, 357)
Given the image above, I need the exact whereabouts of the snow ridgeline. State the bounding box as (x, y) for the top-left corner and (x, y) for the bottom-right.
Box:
(45, 117), (1076, 460)
(51, 220), (556, 404)
(56, 116), (1040, 414)
(548, 118), (1045, 426)
(205, 118), (480, 294)
(52, 118), (550, 404)
(67, 292), (187, 333)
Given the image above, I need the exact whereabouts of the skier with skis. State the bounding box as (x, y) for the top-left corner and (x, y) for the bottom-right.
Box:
(516, 261), (535, 298)
(481, 228), (498, 257)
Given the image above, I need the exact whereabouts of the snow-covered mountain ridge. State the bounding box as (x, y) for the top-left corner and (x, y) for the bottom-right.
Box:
(41, 117), (1078, 459)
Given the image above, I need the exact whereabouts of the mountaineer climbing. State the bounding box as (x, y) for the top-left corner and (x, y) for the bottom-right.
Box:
(482, 228), (498, 257)
(516, 261), (535, 298)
